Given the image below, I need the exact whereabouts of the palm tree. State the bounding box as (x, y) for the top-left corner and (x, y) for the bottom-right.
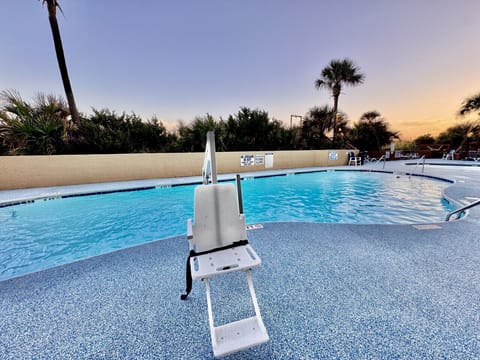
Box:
(0, 90), (68, 154)
(351, 111), (399, 151)
(459, 93), (480, 116)
(437, 122), (480, 154)
(315, 58), (365, 146)
(359, 111), (381, 122)
(42, 0), (80, 125)
(300, 105), (335, 149)
(455, 93), (480, 152)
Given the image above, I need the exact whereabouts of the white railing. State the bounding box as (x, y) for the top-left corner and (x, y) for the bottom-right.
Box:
(202, 131), (217, 184)
(375, 155), (386, 169)
(415, 155), (426, 173)
(408, 155), (426, 179)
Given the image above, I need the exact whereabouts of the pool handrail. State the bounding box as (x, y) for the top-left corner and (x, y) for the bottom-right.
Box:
(409, 155), (426, 179)
(375, 155), (386, 169)
(445, 198), (480, 221)
(416, 155), (426, 172)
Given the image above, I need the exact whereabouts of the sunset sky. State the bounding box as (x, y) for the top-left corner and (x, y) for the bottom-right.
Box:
(1, 0), (479, 140)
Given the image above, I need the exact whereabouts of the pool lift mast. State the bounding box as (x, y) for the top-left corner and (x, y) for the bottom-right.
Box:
(202, 131), (217, 185)
(202, 131), (243, 212)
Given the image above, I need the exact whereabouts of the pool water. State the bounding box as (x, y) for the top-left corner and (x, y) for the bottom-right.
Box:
(241, 171), (453, 224)
(0, 171), (454, 280)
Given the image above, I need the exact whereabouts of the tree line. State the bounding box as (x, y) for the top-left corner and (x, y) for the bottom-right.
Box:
(1, 88), (479, 155)
(411, 94), (480, 153)
(0, 89), (400, 155)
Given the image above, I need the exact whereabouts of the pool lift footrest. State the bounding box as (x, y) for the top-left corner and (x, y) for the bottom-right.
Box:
(204, 269), (269, 358)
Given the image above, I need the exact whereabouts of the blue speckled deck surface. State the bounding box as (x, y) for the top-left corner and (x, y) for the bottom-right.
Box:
(1, 160), (480, 359)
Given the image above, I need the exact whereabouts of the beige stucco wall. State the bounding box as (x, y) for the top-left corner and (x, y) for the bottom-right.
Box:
(0, 150), (351, 190)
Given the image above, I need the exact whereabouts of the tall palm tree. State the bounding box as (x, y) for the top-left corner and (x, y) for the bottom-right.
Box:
(42, 0), (80, 125)
(315, 58), (365, 146)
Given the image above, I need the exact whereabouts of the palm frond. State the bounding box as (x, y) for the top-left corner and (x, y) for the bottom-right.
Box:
(459, 93), (480, 116)
(360, 111), (381, 122)
(41, 0), (64, 16)
(315, 58), (365, 90)
(0, 89), (33, 119)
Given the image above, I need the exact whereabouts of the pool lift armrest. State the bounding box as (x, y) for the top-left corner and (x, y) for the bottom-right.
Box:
(187, 218), (193, 247)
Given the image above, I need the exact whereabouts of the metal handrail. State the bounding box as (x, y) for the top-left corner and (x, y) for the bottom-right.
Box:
(417, 155), (426, 172)
(375, 155), (386, 169)
(409, 155), (425, 178)
(445, 198), (480, 221)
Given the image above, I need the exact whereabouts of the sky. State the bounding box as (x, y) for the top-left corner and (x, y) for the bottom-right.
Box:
(1, 0), (480, 140)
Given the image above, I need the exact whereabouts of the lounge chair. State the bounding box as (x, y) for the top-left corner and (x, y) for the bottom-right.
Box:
(445, 149), (455, 160)
(180, 182), (269, 357)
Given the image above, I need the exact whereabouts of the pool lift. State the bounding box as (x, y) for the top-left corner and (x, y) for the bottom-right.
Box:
(180, 131), (269, 357)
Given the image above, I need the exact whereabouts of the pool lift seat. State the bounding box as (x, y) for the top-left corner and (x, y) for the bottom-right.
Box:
(180, 131), (269, 357)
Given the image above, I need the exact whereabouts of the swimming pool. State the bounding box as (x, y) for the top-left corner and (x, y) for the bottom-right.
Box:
(0, 170), (454, 280)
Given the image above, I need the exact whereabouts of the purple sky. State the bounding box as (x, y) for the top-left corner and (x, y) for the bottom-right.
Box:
(1, 0), (479, 139)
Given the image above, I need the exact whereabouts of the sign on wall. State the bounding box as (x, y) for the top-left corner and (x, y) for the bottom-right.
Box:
(255, 155), (265, 165)
(265, 153), (274, 168)
(328, 151), (338, 161)
(240, 154), (271, 167)
(240, 155), (255, 167)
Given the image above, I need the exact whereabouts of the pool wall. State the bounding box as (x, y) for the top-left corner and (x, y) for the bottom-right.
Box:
(0, 150), (354, 190)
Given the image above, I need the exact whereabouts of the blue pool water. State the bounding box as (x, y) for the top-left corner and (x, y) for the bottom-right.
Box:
(0, 171), (454, 280)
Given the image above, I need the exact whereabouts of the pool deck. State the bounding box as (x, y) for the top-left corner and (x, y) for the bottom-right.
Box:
(1, 160), (480, 359)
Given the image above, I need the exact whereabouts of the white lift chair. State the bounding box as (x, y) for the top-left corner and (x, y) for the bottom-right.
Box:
(180, 132), (269, 357)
